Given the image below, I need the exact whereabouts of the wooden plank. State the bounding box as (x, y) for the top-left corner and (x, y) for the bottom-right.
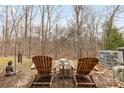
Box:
(77, 82), (95, 85)
(73, 75), (78, 87)
(50, 76), (54, 87)
(89, 75), (95, 83)
(33, 82), (50, 85)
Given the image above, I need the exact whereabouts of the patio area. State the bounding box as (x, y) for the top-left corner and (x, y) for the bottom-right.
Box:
(1, 59), (124, 88)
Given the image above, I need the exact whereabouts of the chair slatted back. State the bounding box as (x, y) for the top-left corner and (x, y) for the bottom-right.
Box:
(32, 56), (52, 75)
(77, 57), (99, 75)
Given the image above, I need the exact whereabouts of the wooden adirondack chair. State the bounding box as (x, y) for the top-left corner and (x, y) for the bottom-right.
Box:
(32, 56), (56, 87)
(71, 57), (99, 87)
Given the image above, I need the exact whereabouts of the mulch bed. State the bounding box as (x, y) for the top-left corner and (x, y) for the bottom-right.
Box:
(0, 71), (35, 88)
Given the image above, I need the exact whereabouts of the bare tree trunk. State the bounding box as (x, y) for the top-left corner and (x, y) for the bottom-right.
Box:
(1, 23), (5, 56)
(39, 6), (45, 55)
(24, 5), (29, 57)
(73, 5), (82, 58)
(28, 6), (35, 58)
(28, 20), (32, 58)
(4, 6), (9, 57)
(55, 24), (58, 59)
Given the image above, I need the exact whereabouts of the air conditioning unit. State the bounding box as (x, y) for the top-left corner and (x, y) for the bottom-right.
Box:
(117, 47), (124, 63)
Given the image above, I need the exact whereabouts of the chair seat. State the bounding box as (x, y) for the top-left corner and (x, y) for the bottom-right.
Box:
(75, 75), (92, 83)
(32, 74), (53, 87)
(74, 75), (96, 87)
(34, 75), (52, 82)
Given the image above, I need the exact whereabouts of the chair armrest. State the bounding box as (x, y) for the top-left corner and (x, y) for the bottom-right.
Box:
(69, 61), (77, 75)
(51, 63), (58, 76)
(70, 63), (77, 70)
(52, 63), (57, 70)
(52, 60), (58, 69)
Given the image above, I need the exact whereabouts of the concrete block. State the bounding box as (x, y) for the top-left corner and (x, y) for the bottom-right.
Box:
(113, 66), (124, 82)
